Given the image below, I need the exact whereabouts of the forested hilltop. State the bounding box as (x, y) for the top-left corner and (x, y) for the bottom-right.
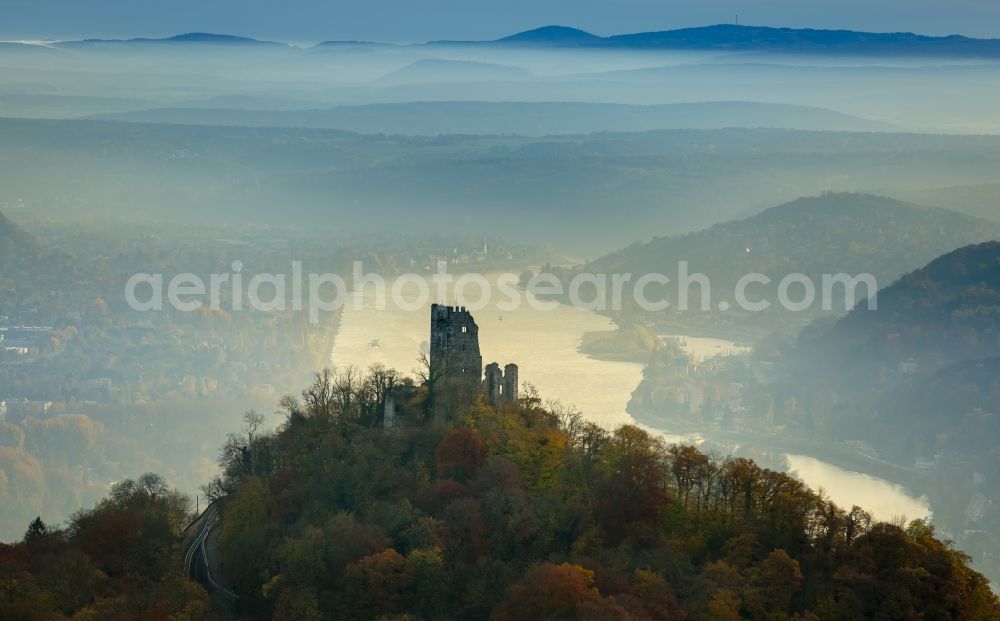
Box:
(211, 369), (1000, 619)
(786, 241), (1000, 455)
(2, 368), (998, 619)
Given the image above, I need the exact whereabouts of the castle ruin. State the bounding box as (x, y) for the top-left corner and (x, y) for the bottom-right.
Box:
(385, 305), (520, 428)
(430, 303), (518, 407)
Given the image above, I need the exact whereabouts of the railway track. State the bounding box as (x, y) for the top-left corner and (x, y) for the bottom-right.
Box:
(182, 504), (239, 606)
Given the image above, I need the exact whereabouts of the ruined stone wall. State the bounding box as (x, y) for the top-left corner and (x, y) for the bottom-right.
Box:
(485, 362), (503, 405)
(485, 361), (519, 406)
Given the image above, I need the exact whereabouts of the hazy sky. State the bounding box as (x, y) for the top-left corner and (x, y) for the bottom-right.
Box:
(2, 0), (1000, 43)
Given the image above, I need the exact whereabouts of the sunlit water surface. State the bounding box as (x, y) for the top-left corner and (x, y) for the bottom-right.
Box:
(787, 454), (931, 522)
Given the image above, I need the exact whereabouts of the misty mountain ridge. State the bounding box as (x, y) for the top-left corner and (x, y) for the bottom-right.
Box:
(875, 183), (1000, 223)
(376, 59), (535, 84)
(7, 118), (1000, 253)
(310, 40), (386, 49)
(807, 240), (1000, 365)
(0, 210), (37, 260)
(32, 24), (1000, 57)
(54, 32), (288, 48)
(433, 23), (1000, 57)
(495, 24), (605, 46)
(89, 100), (891, 135)
(593, 193), (1000, 289)
(786, 241), (1000, 459)
(0, 210), (29, 240)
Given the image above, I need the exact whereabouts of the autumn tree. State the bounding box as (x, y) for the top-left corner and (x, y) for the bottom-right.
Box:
(436, 428), (487, 482)
(491, 563), (628, 621)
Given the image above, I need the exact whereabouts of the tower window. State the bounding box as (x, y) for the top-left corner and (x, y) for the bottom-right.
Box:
(461, 326), (468, 333)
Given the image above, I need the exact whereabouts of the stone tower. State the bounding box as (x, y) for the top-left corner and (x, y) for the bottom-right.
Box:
(503, 363), (519, 404)
(430, 304), (483, 388)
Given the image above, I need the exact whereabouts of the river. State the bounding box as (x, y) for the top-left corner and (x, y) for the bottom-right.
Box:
(330, 273), (930, 523)
(659, 334), (751, 362)
(786, 454), (930, 522)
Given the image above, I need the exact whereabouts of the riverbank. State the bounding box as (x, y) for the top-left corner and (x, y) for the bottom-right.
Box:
(578, 324), (659, 364)
(317, 307), (343, 369)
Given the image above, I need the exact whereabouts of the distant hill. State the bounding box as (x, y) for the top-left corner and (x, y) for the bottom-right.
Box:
(495, 25), (605, 46)
(54, 32), (288, 48)
(593, 193), (1000, 306)
(162, 33), (277, 45)
(437, 23), (1000, 57)
(876, 183), (1000, 223)
(27, 25), (1000, 57)
(0, 210), (26, 240)
(872, 355), (1000, 458)
(376, 59), (534, 84)
(786, 241), (1000, 459)
(90, 101), (890, 135)
(6, 119), (1000, 254)
(310, 40), (384, 49)
(0, 94), (154, 118)
(605, 24), (1000, 56)
(804, 240), (1000, 368)
(0, 210), (36, 261)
